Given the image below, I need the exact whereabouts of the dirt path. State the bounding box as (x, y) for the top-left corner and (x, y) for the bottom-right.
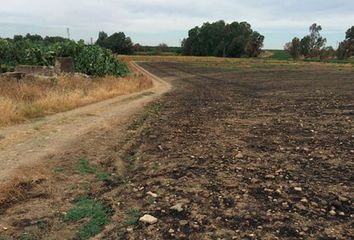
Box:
(0, 62), (171, 182)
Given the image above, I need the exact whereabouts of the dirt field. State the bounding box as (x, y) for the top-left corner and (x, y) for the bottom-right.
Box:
(0, 60), (353, 239)
(103, 61), (353, 239)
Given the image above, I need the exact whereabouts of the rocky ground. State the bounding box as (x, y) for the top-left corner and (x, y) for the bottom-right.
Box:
(105, 61), (354, 239)
(0, 60), (353, 240)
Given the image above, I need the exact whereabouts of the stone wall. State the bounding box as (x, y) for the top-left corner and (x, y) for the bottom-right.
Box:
(54, 57), (75, 74)
(15, 65), (55, 77)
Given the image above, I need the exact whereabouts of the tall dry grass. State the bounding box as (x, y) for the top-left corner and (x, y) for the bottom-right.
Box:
(0, 73), (153, 127)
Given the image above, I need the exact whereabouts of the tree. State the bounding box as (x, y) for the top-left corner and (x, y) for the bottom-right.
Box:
(157, 43), (169, 52)
(245, 31), (264, 57)
(300, 36), (311, 58)
(320, 46), (335, 60)
(96, 32), (134, 54)
(299, 23), (326, 58)
(284, 37), (301, 60)
(24, 33), (43, 42)
(337, 26), (354, 59)
(96, 31), (108, 48)
(181, 20), (264, 58)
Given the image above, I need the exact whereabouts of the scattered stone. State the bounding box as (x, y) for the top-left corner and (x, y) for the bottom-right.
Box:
(127, 227), (134, 232)
(265, 174), (275, 179)
(295, 203), (307, 211)
(192, 223), (200, 230)
(282, 202), (289, 209)
(338, 196), (348, 202)
(301, 198), (308, 203)
(329, 210), (336, 216)
(235, 152), (244, 159)
(338, 211), (345, 216)
(179, 220), (189, 226)
(294, 187), (303, 192)
(168, 229), (175, 233)
(139, 214), (158, 224)
(147, 191), (158, 198)
(170, 203), (184, 212)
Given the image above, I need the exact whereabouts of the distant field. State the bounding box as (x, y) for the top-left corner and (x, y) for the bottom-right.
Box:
(263, 49), (292, 60)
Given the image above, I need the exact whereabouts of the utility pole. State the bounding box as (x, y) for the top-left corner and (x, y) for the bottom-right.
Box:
(67, 28), (71, 40)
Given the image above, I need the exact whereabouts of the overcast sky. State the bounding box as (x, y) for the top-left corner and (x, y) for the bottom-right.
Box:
(1, 0), (353, 49)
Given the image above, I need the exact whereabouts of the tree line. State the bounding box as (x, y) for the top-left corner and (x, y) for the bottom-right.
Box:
(181, 20), (264, 57)
(285, 24), (354, 60)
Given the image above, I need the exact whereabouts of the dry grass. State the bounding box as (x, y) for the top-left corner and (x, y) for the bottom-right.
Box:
(0, 73), (153, 127)
(0, 163), (49, 211)
(121, 55), (354, 68)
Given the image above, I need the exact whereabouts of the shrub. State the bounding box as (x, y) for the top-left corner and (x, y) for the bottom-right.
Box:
(0, 38), (129, 76)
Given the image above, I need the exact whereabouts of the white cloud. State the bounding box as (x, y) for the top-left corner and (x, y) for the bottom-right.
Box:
(0, 0), (353, 47)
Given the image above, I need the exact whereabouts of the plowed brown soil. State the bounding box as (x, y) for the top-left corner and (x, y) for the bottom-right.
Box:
(0, 60), (353, 240)
(104, 61), (353, 239)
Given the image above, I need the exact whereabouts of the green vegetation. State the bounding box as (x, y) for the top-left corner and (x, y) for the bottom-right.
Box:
(284, 24), (354, 61)
(128, 113), (149, 130)
(0, 236), (13, 240)
(337, 26), (354, 60)
(182, 20), (264, 57)
(264, 50), (291, 60)
(122, 208), (142, 226)
(0, 34), (128, 76)
(19, 232), (39, 240)
(76, 158), (111, 181)
(128, 103), (161, 130)
(64, 198), (111, 239)
(127, 153), (138, 171)
(133, 44), (181, 56)
(96, 31), (133, 55)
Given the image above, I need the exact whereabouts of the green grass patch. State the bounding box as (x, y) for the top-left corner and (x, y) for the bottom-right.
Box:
(64, 198), (111, 240)
(122, 208), (142, 226)
(19, 232), (39, 240)
(127, 153), (138, 171)
(76, 158), (97, 174)
(128, 103), (162, 131)
(264, 49), (291, 61)
(53, 166), (64, 173)
(75, 158), (111, 181)
(128, 113), (149, 130)
(0, 236), (14, 240)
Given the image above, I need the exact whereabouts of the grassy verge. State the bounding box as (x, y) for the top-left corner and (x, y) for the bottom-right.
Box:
(0, 73), (153, 127)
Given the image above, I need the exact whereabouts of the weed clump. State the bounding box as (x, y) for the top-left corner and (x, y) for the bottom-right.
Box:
(64, 198), (111, 239)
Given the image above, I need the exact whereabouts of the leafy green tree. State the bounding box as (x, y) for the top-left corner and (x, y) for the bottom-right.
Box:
(96, 32), (133, 54)
(299, 23), (326, 58)
(157, 43), (169, 52)
(284, 37), (301, 60)
(245, 31), (264, 57)
(24, 33), (43, 42)
(300, 36), (311, 58)
(96, 31), (108, 48)
(181, 20), (264, 58)
(337, 26), (354, 59)
(319, 46), (335, 60)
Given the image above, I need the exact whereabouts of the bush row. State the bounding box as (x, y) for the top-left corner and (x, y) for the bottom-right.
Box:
(0, 39), (129, 76)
